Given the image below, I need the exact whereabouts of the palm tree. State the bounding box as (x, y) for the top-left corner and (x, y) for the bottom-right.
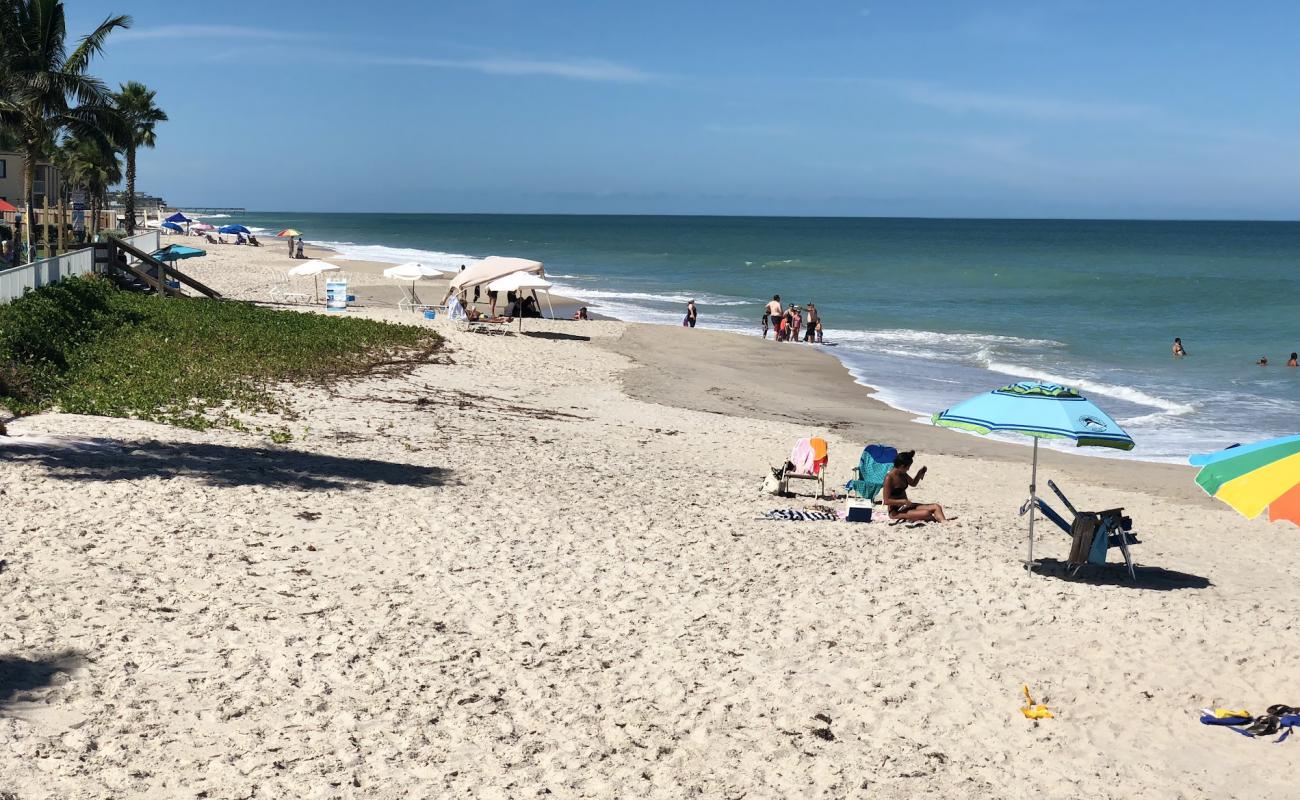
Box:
(57, 133), (120, 240)
(0, 0), (130, 258)
(112, 81), (166, 236)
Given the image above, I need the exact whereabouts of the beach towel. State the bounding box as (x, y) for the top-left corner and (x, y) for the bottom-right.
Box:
(448, 296), (467, 321)
(789, 438), (815, 474)
(763, 509), (839, 522)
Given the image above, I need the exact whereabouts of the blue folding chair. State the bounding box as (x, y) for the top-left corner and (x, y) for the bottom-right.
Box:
(846, 444), (897, 501)
(1020, 480), (1140, 579)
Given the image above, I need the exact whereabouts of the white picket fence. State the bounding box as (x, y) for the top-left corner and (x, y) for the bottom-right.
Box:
(0, 231), (160, 304)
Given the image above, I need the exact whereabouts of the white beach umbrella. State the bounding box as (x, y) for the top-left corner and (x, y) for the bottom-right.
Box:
(382, 262), (444, 280)
(287, 260), (339, 277)
(384, 262), (444, 311)
(287, 260), (340, 302)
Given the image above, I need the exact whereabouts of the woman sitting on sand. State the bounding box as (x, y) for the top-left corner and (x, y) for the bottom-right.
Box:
(882, 451), (950, 523)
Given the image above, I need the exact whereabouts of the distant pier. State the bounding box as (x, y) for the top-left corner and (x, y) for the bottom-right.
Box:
(170, 206), (247, 215)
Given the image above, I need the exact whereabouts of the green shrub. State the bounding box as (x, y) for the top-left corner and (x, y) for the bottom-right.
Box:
(0, 276), (443, 428)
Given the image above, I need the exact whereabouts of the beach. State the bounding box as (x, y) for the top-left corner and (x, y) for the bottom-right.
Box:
(2, 237), (1298, 798)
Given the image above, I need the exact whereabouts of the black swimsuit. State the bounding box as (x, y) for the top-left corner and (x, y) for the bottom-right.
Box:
(888, 474), (911, 515)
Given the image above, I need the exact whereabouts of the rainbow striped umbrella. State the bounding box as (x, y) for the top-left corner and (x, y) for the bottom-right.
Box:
(1190, 435), (1300, 526)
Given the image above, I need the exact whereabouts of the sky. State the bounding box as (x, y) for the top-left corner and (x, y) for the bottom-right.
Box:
(68, 0), (1300, 218)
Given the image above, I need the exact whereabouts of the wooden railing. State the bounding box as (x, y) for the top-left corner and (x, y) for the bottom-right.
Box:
(0, 231), (172, 304)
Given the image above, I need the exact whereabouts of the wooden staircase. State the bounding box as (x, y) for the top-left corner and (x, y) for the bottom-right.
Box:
(94, 239), (223, 300)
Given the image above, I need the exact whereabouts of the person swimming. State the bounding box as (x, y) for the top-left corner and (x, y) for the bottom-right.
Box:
(1288, 352), (1298, 367)
(1258, 356), (1269, 366)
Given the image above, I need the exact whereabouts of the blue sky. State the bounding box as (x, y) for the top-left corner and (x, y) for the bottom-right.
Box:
(70, 1), (1300, 218)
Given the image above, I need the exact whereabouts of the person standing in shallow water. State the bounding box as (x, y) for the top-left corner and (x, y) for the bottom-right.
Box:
(683, 299), (698, 328)
(1172, 337), (1186, 357)
(1288, 352), (1298, 367)
(804, 302), (820, 343)
(763, 295), (782, 339)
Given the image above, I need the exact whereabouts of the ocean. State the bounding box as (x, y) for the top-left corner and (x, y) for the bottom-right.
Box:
(218, 212), (1300, 462)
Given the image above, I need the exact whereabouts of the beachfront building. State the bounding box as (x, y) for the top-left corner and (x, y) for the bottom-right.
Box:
(0, 151), (62, 210)
(106, 189), (169, 228)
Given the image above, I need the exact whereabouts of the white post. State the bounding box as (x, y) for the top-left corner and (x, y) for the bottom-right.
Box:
(1027, 438), (1039, 570)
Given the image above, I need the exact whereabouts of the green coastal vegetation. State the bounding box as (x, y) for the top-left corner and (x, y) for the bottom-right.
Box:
(0, 276), (444, 432)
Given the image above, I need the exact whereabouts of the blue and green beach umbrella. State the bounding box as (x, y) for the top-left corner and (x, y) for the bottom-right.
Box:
(933, 381), (1135, 567)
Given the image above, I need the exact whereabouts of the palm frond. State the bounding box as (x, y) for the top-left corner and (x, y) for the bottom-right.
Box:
(65, 13), (130, 75)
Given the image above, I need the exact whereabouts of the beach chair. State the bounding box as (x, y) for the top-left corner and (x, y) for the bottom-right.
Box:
(778, 436), (829, 498)
(269, 271), (310, 304)
(846, 443), (896, 501)
(1019, 479), (1140, 580)
(398, 284), (435, 314)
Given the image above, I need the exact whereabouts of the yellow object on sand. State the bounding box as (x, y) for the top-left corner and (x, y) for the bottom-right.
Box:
(1210, 708), (1252, 719)
(1021, 684), (1054, 720)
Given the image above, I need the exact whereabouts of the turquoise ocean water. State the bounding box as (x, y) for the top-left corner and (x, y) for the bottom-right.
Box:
(220, 212), (1300, 462)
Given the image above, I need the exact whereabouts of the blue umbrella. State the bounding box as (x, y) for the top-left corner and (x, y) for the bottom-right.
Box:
(161, 221), (184, 233)
(165, 212), (192, 223)
(933, 381), (1134, 566)
(152, 244), (207, 261)
(218, 224), (251, 235)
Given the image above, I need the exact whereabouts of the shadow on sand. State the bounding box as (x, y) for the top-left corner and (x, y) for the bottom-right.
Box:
(0, 651), (85, 710)
(524, 331), (591, 342)
(0, 437), (451, 491)
(1033, 558), (1212, 591)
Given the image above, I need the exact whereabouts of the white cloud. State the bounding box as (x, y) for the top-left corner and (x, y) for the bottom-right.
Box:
(367, 55), (655, 83)
(870, 79), (1151, 122)
(117, 25), (311, 42)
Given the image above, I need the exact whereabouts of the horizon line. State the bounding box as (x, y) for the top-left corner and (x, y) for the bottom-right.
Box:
(173, 208), (1300, 224)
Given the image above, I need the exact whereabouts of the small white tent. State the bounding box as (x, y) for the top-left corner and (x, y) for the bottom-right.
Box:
(486, 271), (555, 328)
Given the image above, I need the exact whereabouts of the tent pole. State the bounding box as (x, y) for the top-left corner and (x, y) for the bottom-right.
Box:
(544, 288), (555, 320)
(1027, 438), (1039, 571)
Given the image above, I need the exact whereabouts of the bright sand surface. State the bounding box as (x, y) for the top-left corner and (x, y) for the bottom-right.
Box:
(2, 236), (1298, 798)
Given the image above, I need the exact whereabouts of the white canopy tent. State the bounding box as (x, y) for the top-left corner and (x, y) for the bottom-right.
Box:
(445, 256), (544, 304)
(485, 270), (555, 329)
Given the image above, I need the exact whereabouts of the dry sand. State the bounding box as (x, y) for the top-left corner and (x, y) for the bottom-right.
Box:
(1, 237), (1298, 798)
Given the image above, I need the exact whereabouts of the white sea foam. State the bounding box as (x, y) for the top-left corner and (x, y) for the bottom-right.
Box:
(836, 328), (1063, 350)
(190, 213), (231, 218)
(548, 283), (752, 307)
(315, 241), (483, 269)
(980, 358), (1196, 416)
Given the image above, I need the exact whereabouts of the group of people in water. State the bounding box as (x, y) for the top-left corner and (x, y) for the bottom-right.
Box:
(1173, 337), (1298, 367)
(762, 295), (823, 343)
